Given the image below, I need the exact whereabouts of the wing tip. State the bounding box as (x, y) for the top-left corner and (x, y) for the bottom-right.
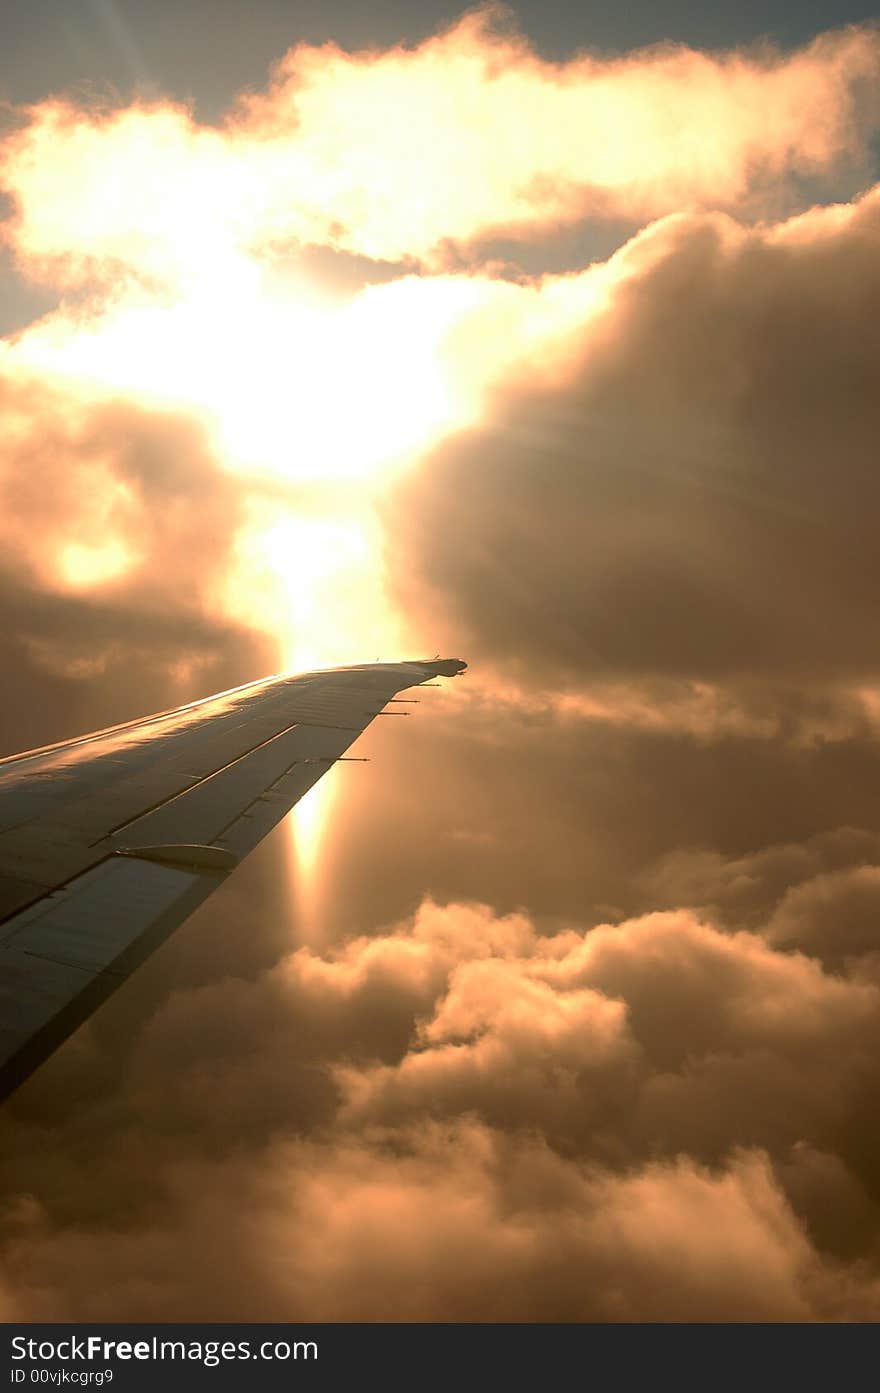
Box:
(412, 657), (468, 678)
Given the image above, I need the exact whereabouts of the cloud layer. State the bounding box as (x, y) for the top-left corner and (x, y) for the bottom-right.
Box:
(3, 897), (880, 1320)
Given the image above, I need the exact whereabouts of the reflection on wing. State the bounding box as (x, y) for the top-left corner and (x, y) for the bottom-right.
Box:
(0, 657), (466, 1100)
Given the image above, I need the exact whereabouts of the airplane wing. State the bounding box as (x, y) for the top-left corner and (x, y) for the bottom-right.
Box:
(0, 657), (466, 1100)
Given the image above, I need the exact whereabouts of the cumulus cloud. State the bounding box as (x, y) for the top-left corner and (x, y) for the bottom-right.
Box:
(3, 898), (880, 1318)
(766, 866), (880, 971)
(636, 827), (880, 929)
(0, 1125), (856, 1322)
(387, 184), (880, 731)
(325, 905), (880, 1179)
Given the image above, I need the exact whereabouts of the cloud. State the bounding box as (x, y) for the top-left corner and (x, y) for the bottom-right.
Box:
(0, 1125), (849, 1322)
(323, 905), (880, 1180)
(628, 824), (880, 982)
(112, 896), (880, 1210)
(0, 364), (272, 753)
(3, 13), (878, 281)
(387, 184), (880, 731)
(635, 827), (880, 930)
(4, 898), (880, 1319)
(0, 369), (235, 599)
(766, 866), (880, 971)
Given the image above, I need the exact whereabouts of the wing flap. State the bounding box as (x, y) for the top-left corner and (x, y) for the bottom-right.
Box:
(104, 719), (364, 853)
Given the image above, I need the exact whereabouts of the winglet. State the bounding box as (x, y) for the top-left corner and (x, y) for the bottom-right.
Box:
(414, 657), (468, 678)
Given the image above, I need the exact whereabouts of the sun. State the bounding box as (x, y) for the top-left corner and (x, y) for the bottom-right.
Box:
(8, 251), (490, 481)
(3, 229), (594, 918)
(7, 255), (475, 914)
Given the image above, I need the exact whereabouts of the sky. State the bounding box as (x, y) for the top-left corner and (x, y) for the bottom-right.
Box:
(1, 0), (880, 1321)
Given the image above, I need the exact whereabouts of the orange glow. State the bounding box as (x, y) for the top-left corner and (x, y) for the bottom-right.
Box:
(56, 540), (134, 590)
(4, 18), (876, 917)
(290, 777), (336, 938)
(3, 10), (880, 1329)
(10, 271), (486, 483)
(224, 509), (402, 900)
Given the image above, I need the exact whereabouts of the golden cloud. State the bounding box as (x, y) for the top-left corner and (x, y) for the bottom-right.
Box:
(5, 897), (880, 1319)
(0, 1127), (840, 1321)
(3, 13), (879, 278)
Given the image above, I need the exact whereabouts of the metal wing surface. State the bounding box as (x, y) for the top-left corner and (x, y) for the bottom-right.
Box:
(0, 658), (466, 1099)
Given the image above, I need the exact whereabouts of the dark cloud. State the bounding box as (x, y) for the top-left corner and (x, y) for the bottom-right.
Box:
(386, 188), (880, 706)
(0, 1120), (840, 1321)
(0, 370), (274, 755)
(765, 865), (880, 970)
(307, 695), (880, 949)
(635, 826), (880, 928)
